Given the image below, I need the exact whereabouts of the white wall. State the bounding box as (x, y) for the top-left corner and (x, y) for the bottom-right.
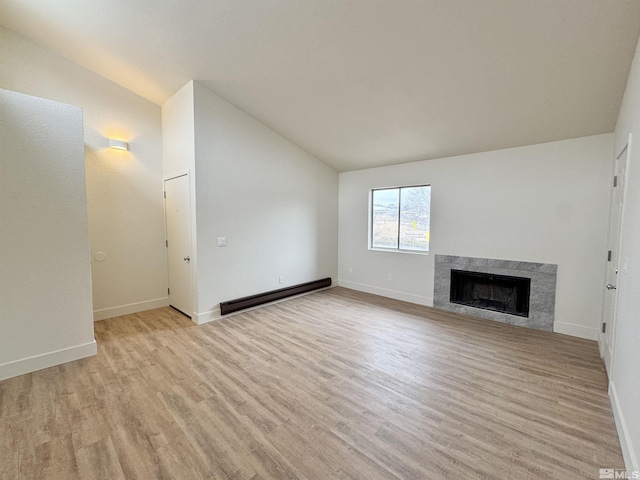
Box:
(609, 34), (640, 473)
(339, 134), (613, 340)
(192, 82), (338, 322)
(0, 26), (168, 320)
(0, 89), (96, 380)
(162, 81), (195, 177)
(161, 81), (199, 316)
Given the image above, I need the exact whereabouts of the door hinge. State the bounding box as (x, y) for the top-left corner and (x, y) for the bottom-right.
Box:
(613, 176), (618, 187)
(607, 250), (612, 262)
(602, 322), (606, 333)
(168, 288), (170, 295)
(164, 191), (166, 198)
(166, 240), (168, 247)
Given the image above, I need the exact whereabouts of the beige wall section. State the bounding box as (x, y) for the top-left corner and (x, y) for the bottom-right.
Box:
(610, 34), (640, 473)
(0, 89), (96, 380)
(339, 134), (613, 341)
(192, 82), (339, 323)
(0, 27), (168, 320)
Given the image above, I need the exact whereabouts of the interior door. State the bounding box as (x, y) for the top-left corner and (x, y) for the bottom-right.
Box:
(601, 136), (630, 373)
(164, 173), (193, 317)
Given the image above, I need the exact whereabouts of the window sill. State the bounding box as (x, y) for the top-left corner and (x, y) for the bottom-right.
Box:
(369, 247), (430, 256)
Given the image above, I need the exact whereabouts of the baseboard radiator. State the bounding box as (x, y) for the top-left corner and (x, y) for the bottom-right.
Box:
(219, 278), (332, 316)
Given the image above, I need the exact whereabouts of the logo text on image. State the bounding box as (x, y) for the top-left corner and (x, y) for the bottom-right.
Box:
(600, 469), (640, 479)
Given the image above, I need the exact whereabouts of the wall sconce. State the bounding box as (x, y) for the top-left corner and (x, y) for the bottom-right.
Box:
(109, 139), (129, 151)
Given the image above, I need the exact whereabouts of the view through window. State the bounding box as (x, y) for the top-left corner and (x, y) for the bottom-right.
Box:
(371, 185), (431, 252)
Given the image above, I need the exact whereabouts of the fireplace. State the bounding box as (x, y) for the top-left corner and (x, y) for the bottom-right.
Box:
(450, 270), (531, 317)
(433, 255), (557, 332)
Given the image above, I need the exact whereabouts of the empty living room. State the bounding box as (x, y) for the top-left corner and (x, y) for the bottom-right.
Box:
(2, 1), (640, 479)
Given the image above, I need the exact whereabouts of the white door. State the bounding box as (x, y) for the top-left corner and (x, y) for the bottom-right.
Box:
(164, 173), (193, 317)
(601, 135), (630, 373)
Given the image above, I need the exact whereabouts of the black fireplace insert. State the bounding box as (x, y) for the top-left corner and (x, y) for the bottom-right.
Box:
(450, 269), (531, 317)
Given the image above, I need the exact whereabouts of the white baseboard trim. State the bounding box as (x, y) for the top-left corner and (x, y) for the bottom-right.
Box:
(553, 321), (598, 341)
(337, 280), (433, 307)
(193, 286), (336, 325)
(610, 381), (638, 472)
(0, 340), (97, 382)
(93, 297), (170, 321)
(192, 308), (221, 325)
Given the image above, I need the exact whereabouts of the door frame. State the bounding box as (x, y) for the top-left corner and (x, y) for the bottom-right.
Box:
(599, 134), (631, 374)
(163, 169), (197, 319)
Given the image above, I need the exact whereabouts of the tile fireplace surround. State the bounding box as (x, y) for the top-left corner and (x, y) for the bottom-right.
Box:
(433, 255), (558, 332)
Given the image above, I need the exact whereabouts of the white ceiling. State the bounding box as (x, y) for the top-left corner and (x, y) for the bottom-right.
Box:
(2, 0), (640, 172)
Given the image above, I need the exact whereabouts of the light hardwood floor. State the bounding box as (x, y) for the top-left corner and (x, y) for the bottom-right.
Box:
(0, 287), (624, 479)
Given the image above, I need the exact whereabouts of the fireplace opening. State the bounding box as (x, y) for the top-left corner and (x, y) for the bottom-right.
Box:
(450, 269), (531, 317)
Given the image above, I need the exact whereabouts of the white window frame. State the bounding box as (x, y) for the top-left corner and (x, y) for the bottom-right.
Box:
(368, 184), (431, 254)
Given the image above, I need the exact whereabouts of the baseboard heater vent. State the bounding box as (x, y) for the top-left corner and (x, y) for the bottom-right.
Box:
(219, 277), (332, 316)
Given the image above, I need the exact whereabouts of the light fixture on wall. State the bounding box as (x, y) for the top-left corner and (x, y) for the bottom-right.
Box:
(108, 139), (129, 151)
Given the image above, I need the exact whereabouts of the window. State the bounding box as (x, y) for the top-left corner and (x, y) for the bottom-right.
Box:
(370, 185), (431, 252)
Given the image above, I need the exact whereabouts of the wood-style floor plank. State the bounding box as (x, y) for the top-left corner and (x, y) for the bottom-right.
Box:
(0, 287), (624, 479)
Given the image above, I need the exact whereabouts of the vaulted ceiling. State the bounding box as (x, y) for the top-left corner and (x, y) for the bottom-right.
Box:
(2, 0), (640, 171)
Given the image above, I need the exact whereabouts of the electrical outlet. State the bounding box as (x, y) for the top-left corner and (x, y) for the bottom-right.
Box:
(348, 267), (353, 274)
(217, 237), (226, 247)
(278, 275), (284, 284)
(387, 273), (392, 281)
